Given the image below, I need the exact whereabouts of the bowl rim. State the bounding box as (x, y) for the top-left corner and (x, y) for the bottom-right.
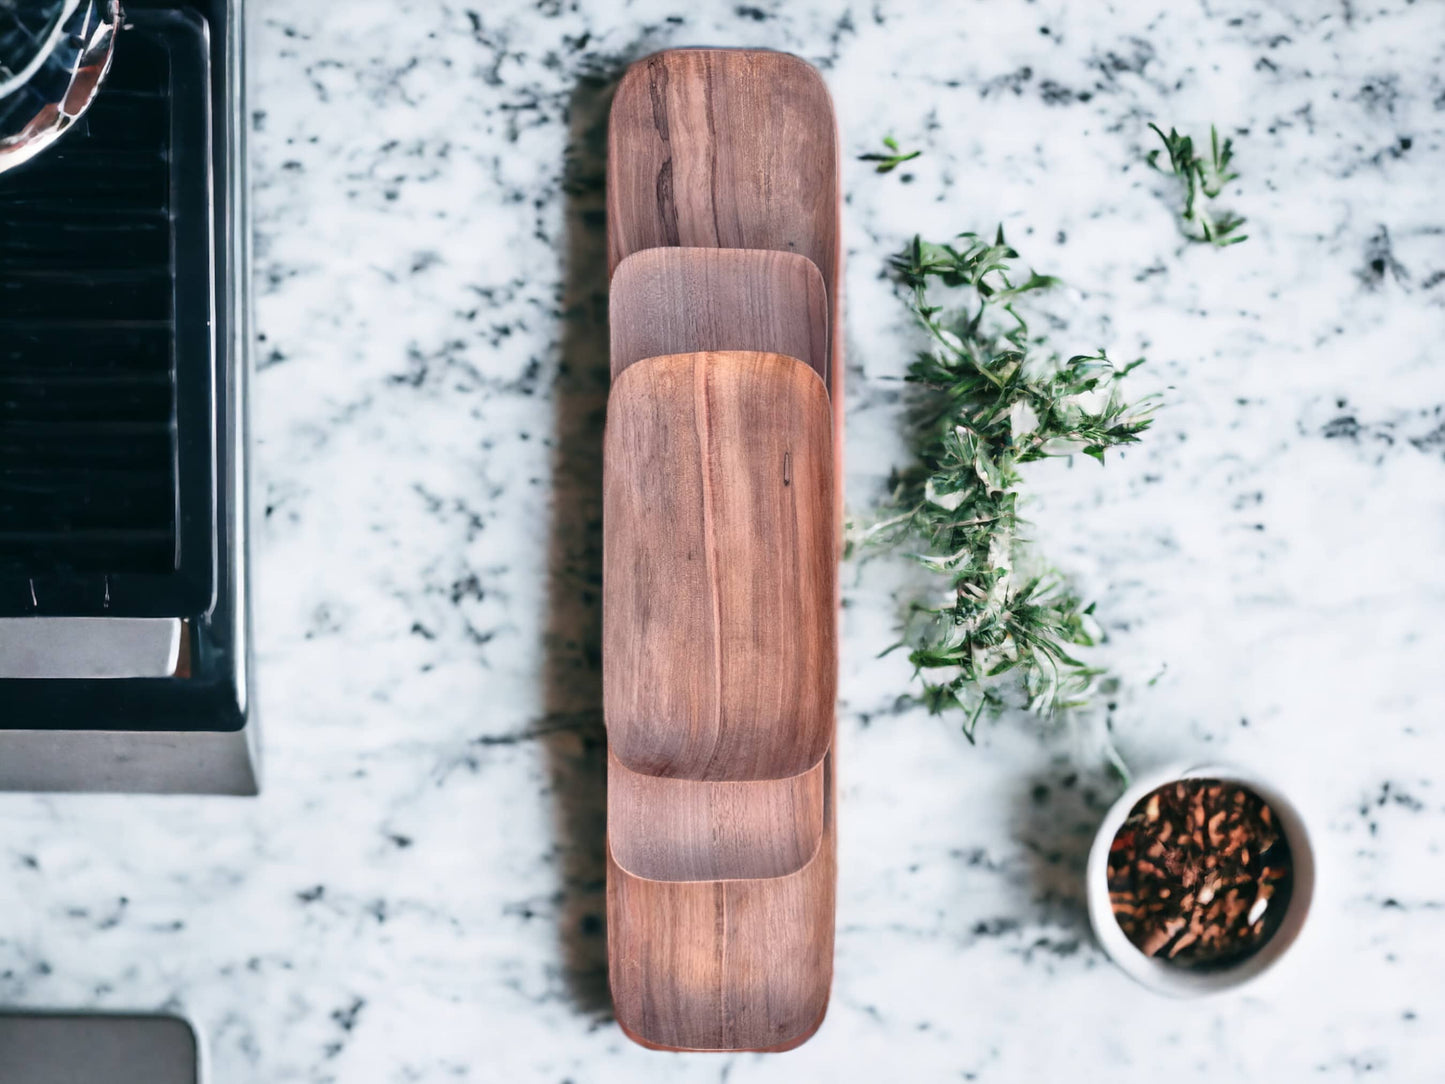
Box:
(1085, 760), (1316, 997)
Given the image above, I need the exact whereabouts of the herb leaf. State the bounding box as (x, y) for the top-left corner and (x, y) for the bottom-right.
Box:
(859, 135), (923, 174)
(870, 229), (1155, 737)
(1147, 123), (1248, 246)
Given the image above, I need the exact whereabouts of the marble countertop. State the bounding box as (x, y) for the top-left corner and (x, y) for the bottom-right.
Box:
(3, 0), (1444, 1079)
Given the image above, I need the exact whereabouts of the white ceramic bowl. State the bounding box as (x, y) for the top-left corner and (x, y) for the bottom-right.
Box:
(1086, 761), (1316, 996)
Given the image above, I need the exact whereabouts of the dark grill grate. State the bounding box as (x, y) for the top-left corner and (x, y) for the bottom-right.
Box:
(0, 6), (253, 757)
(0, 31), (178, 577)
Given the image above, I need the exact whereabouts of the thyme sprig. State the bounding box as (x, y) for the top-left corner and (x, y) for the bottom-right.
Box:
(859, 134), (922, 174)
(871, 229), (1154, 741)
(1147, 124), (1247, 246)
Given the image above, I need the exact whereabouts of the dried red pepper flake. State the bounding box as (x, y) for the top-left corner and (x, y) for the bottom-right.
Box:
(1106, 778), (1293, 968)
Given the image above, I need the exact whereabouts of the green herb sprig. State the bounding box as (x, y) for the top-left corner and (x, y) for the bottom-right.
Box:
(859, 135), (922, 174)
(1147, 124), (1247, 246)
(869, 229), (1154, 741)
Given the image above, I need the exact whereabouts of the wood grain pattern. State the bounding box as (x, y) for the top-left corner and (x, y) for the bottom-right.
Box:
(609, 248), (829, 382)
(604, 48), (842, 1053)
(608, 749), (824, 881)
(607, 755), (836, 1053)
(606, 49), (838, 300)
(606, 247), (829, 888)
(606, 47), (845, 539)
(603, 350), (835, 782)
(606, 48), (842, 405)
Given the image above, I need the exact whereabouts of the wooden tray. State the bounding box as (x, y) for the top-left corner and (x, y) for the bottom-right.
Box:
(603, 350), (835, 782)
(608, 748), (824, 881)
(607, 249), (829, 895)
(607, 757), (835, 1052)
(610, 248), (829, 382)
(603, 47), (841, 1054)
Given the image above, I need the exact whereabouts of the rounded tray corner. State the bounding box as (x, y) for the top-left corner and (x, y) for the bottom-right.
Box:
(606, 749), (827, 881)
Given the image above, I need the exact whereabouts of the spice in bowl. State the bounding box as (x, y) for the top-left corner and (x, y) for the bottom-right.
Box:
(1106, 778), (1293, 968)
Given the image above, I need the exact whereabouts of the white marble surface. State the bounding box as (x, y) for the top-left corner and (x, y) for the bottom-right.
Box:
(4, 0), (1445, 1079)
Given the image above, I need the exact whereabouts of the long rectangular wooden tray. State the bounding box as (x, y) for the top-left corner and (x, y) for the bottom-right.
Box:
(603, 349), (835, 782)
(603, 47), (842, 1053)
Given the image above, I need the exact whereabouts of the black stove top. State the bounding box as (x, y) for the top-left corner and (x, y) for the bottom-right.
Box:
(0, 2), (256, 794)
(1, 8), (214, 618)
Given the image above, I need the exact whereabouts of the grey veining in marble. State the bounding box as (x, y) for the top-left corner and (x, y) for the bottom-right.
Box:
(2, 0), (1443, 1080)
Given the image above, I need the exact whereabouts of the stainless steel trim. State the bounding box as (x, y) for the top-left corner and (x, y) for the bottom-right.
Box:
(228, 0), (257, 769)
(0, 1013), (200, 1084)
(0, 726), (258, 794)
(0, 617), (182, 678)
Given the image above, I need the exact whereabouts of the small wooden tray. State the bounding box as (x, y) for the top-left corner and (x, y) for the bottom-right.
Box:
(608, 748), (824, 881)
(606, 247), (830, 894)
(610, 248), (829, 382)
(603, 350), (835, 782)
(607, 757), (835, 1052)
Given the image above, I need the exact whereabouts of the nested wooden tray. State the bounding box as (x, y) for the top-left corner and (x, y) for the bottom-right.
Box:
(607, 749), (825, 881)
(610, 248), (829, 382)
(607, 757), (835, 1053)
(603, 349), (835, 782)
(603, 47), (841, 1053)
